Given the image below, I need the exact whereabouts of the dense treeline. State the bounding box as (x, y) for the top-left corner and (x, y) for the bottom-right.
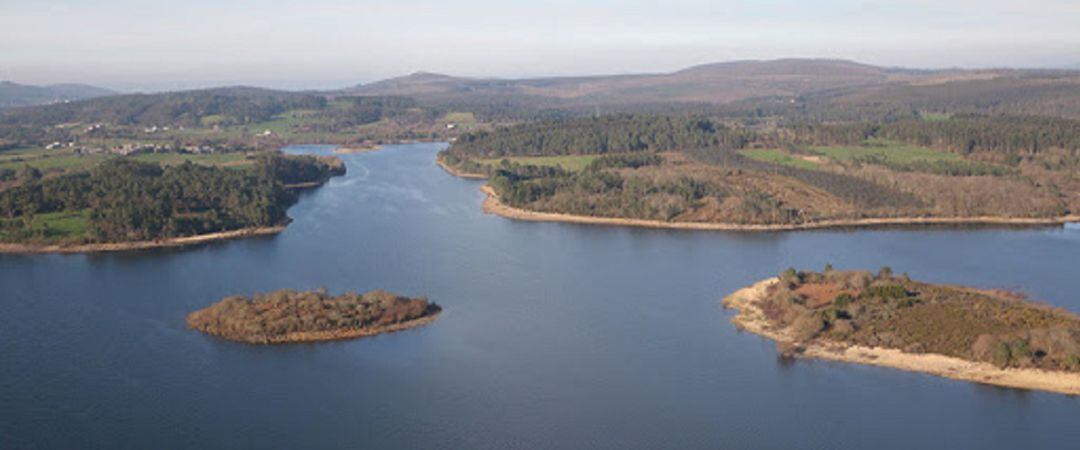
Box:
(187, 289), (441, 344)
(780, 115), (1080, 158)
(449, 112), (1080, 173)
(878, 116), (1080, 157)
(449, 114), (752, 157)
(304, 96), (432, 130)
(0, 153), (341, 243)
(488, 161), (746, 222)
(258, 153), (345, 185)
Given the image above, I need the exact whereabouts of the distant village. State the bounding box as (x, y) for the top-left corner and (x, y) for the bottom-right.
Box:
(42, 122), (254, 156)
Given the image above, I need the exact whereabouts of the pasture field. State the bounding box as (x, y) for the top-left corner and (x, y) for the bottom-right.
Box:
(738, 148), (820, 169)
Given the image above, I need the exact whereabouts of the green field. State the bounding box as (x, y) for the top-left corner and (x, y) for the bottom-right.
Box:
(919, 112), (952, 122)
(130, 152), (252, 167)
(476, 155), (600, 172)
(0, 209), (90, 243)
(441, 111), (477, 123)
(810, 139), (961, 164)
(738, 149), (820, 169)
(0, 147), (51, 162)
(1, 149), (252, 172)
(0, 149), (110, 171)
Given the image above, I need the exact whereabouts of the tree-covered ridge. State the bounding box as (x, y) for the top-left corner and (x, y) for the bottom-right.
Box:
(0, 153), (343, 244)
(781, 115), (1080, 160)
(187, 289), (441, 344)
(450, 113), (1080, 162)
(448, 115), (752, 157)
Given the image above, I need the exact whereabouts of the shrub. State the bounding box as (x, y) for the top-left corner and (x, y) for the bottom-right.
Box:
(820, 307), (851, 322)
(791, 314), (825, 341)
(861, 284), (909, 300)
(834, 293), (854, 309)
(993, 342), (1013, 367)
(1068, 355), (1080, 370)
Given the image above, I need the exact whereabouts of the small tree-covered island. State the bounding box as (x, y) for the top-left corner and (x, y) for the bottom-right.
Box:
(723, 268), (1080, 395)
(188, 289), (441, 344)
(0, 152), (345, 252)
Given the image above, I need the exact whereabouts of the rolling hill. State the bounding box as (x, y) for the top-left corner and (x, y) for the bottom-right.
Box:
(0, 81), (116, 109)
(344, 59), (1080, 118)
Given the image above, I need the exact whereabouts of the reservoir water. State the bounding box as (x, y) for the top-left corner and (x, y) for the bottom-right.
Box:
(3, 143), (1079, 449)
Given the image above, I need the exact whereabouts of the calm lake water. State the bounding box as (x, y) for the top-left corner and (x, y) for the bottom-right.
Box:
(3, 143), (1080, 449)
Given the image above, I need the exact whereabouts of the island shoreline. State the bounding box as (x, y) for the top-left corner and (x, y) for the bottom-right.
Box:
(436, 156), (488, 179)
(0, 226), (288, 254)
(333, 145), (382, 154)
(723, 278), (1080, 395)
(213, 311), (442, 345)
(479, 184), (1080, 232)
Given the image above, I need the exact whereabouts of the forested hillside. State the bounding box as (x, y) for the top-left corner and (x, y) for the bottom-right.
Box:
(448, 115), (751, 157)
(441, 113), (1080, 226)
(0, 153), (343, 245)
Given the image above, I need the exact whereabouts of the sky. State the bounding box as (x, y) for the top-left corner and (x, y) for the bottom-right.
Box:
(2, 0), (1078, 91)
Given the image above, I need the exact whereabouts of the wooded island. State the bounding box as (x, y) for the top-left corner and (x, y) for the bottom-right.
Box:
(723, 268), (1080, 394)
(188, 288), (441, 344)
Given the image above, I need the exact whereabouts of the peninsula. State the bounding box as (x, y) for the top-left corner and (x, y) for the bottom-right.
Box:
(0, 153), (345, 253)
(438, 114), (1080, 231)
(188, 288), (441, 344)
(723, 268), (1080, 395)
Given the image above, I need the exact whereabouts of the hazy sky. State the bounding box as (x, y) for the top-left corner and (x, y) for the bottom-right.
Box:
(3, 0), (1078, 91)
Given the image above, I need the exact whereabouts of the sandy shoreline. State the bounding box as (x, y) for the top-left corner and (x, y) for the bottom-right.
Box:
(283, 181), (325, 189)
(0, 226), (286, 255)
(479, 184), (1080, 231)
(436, 157), (488, 179)
(722, 278), (1080, 395)
(333, 145), (381, 154)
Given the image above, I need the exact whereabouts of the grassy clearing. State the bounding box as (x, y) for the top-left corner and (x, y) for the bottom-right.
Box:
(1, 150), (253, 172)
(0, 209), (90, 242)
(920, 112), (952, 122)
(441, 111), (477, 123)
(0, 147), (52, 161)
(0, 154), (109, 171)
(130, 152), (252, 167)
(738, 149), (820, 169)
(810, 139), (961, 164)
(476, 155), (600, 172)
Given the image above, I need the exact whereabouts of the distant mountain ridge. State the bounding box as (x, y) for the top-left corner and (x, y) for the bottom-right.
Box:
(347, 59), (921, 103)
(345, 58), (1080, 108)
(4, 58), (1080, 125)
(0, 81), (116, 109)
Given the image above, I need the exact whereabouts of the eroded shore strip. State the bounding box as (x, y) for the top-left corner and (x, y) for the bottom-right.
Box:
(436, 157), (488, 179)
(0, 226), (286, 254)
(722, 278), (1080, 395)
(480, 184), (1080, 232)
(333, 145), (381, 154)
(238, 312), (441, 345)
